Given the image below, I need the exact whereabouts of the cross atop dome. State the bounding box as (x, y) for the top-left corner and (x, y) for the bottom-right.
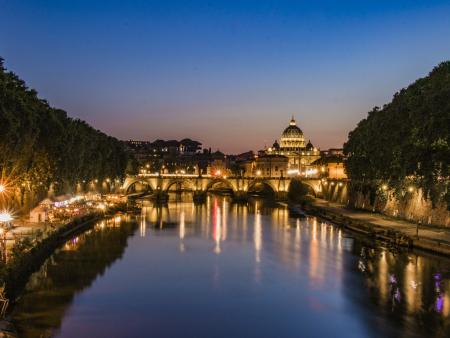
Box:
(289, 115), (296, 126)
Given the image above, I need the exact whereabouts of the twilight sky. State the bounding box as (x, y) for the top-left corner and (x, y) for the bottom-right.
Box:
(1, 0), (450, 153)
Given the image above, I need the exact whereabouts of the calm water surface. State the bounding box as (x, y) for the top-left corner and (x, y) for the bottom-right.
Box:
(12, 196), (450, 338)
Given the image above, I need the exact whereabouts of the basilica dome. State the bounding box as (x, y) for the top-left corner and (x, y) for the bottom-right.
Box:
(279, 116), (305, 151)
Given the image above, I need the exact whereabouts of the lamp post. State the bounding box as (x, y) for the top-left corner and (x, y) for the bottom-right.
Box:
(0, 212), (12, 262)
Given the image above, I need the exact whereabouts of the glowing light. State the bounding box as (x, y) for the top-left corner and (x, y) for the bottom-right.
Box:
(408, 186), (414, 192)
(97, 203), (106, 211)
(0, 184), (5, 193)
(215, 170), (221, 176)
(382, 184), (388, 191)
(0, 212), (13, 222)
(256, 170), (262, 176)
(287, 169), (300, 175)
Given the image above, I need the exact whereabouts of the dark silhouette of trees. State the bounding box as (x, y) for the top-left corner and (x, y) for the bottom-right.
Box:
(344, 61), (450, 207)
(0, 57), (129, 196)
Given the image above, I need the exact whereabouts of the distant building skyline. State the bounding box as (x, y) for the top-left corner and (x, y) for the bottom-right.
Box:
(2, 0), (450, 153)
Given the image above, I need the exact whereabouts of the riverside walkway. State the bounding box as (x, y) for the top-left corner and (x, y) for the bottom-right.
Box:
(311, 198), (450, 255)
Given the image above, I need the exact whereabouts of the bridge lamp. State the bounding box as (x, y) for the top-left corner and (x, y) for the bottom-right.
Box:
(256, 170), (262, 176)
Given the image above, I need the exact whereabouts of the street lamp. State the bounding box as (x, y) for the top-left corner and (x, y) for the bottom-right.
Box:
(0, 185), (5, 193)
(0, 212), (12, 223)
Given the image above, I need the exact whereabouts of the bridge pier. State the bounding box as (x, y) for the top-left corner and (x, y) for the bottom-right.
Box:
(275, 191), (288, 202)
(150, 190), (169, 203)
(193, 191), (207, 204)
(232, 190), (249, 203)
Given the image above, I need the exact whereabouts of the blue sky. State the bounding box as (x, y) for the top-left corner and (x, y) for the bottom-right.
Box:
(1, 0), (450, 153)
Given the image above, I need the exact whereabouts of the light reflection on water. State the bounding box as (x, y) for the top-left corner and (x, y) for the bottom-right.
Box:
(11, 195), (450, 338)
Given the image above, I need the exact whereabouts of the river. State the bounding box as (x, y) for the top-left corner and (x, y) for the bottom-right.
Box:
(11, 196), (450, 337)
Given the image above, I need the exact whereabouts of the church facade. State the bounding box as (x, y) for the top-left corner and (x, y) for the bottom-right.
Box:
(266, 116), (320, 175)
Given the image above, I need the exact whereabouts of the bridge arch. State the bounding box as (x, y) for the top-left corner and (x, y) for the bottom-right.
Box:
(205, 178), (235, 192)
(124, 179), (153, 194)
(247, 180), (277, 196)
(164, 179), (195, 192)
(287, 180), (318, 198)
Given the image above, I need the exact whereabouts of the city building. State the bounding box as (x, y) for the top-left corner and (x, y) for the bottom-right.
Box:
(254, 154), (288, 177)
(266, 116), (321, 175)
(313, 152), (348, 179)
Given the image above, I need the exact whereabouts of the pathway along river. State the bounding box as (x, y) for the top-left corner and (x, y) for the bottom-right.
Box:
(11, 196), (450, 337)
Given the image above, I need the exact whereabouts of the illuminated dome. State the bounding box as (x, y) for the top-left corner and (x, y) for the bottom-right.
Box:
(279, 116), (305, 151)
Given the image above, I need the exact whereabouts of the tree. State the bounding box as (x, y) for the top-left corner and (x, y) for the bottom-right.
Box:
(344, 61), (450, 207)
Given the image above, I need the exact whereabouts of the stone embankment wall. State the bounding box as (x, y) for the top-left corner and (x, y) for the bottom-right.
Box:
(321, 182), (450, 228)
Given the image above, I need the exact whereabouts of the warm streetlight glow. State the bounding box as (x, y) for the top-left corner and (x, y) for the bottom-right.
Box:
(382, 184), (388, 191)
(408, 186), (414, 192)
(0, 212), (13, 223)
(0, 184), (5, 193)
(256, 170), (262, 176)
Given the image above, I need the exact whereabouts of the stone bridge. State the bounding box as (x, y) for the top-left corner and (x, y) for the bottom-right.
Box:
(122, 174), (323, 201)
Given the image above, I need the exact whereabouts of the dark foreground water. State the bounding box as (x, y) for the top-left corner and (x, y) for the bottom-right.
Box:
(12, 196), (450, 338)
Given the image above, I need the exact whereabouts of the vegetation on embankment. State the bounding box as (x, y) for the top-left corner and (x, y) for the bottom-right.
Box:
(344, 61), (450, 210)
(0, 57), (131, 208)
(0, 204), (126, 302)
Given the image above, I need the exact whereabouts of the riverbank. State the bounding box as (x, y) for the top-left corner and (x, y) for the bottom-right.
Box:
(305, 198), (450, 256)
(0, 203), (127, 336)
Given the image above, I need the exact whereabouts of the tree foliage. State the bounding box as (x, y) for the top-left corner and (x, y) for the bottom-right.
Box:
(344, 61), (450, 206)
(0, 58), (129, 195)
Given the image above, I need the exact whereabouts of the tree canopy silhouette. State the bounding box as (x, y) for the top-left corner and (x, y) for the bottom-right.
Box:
(0, 57), (129, 194)
(344, 61), (450, 207)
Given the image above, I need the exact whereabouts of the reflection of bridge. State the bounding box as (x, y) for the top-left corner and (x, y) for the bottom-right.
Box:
(122, 174), (323, 201)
